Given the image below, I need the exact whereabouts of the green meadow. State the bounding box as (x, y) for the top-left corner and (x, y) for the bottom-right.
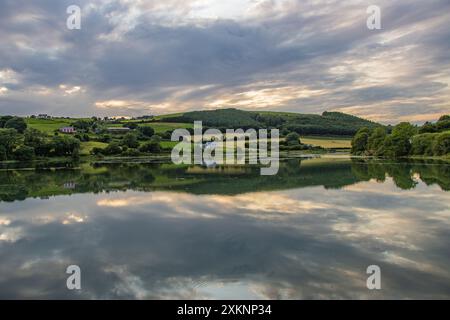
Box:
(25, 118), (75, 133)
(301, 136), (352, 149)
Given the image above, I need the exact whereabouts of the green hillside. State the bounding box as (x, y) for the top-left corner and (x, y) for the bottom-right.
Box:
(25, 118), (74, 133)
(157, 108), (380, 136)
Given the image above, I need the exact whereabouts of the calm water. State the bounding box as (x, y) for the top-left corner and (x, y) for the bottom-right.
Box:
(0, 157), (449, 299)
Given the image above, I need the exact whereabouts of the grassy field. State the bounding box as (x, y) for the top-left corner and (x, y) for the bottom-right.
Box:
(139, 122), (193, 133)
(25, 118), (74, 133)
(160, 141), (178, 149)
(301, 136), (351, 149)
(163, 136), (351, 150)
(107, 122), (193, 133)
(24, 118), (351, 151)
(153, 113), (184, 121)
(80, 141), (108, 156)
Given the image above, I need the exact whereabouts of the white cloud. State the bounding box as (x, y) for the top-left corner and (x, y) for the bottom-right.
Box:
(0, 87), (8, 95)
(0, 0), (449, 122)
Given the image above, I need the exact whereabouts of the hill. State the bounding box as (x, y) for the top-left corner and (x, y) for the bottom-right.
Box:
(157, 108), (381, 136)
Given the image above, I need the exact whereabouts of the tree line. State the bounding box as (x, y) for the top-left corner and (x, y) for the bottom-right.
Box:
(160, 108), (380, 136)
(0, 116), (164, 161)
(351, 115), (450, 158)
(0, 116), (82, 161)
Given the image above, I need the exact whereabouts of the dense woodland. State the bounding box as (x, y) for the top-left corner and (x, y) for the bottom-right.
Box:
(161, 109), (380, 135)
(351, 115), (450, 158)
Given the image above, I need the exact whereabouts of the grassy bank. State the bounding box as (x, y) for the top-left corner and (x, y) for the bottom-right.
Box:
(301, 136), (351, 149)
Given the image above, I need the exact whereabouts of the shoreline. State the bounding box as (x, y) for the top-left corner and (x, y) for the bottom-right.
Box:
(1, 152), (449, 169)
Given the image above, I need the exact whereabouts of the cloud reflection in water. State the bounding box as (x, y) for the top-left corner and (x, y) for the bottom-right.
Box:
(1, 171), (450, 299)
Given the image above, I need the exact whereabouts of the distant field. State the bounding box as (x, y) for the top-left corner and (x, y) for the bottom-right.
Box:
(301, 136), (351, 149)
(160, 141), (178, 149)
(97, 122), (193, 133)
(107, 122), (192, 133)
(26, 118), (74, 133)
(164, 135), (351, 150)
(24, 117), (351, 150)
(80, 141), (108, 156)
(139, 122), (193, 133)
(153, 113), (184, 121)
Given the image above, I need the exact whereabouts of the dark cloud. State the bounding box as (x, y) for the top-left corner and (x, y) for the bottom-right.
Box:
(0, 0), (449, 122)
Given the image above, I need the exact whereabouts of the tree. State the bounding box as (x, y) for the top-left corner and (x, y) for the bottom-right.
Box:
(436, 119), (450, 132)
(381, 133), (411, 158)
(0, 116), (14, 128)
(99, 134), (112, 143)
(351, 127), (370, 154)
(419, 122), (437, 134)
(104, 141), (122, 155)
(124, 123), (138, 130)
(138, 126), (155, 138)
(411, 134), (435, 156)
(285, 132), (301, 146)
(367, 127), (387, 155)
(122, 133), (139, 148)
(433, 132), (450, 156)
(150, 135), (161, 143)
(0, 128), (20, 160)
(91, 147), (104, 156)
(0, 145), (7, 161)
(139, 141), (161, 153)
(281, 128), (290, 137)
(375, 122), (417, 158)
(121, 148), (141, 157)
(161, 130), (173, 140)
(4, 117), (27, 133)
(75, 133), (90, 142)
(73, 120), (92, 132)
(24, 128), (53, 157)
(52, 135), (80, 156)
(392, 122), (418, 138)
(14, 145), (35, 161)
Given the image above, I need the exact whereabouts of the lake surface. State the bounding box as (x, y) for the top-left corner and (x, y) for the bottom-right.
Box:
(0, 157), (449, 299)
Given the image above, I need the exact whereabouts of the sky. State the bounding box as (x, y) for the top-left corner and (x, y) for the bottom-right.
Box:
(0, 0), (449, 124)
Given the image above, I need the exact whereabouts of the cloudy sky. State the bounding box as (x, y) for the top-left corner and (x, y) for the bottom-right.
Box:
(0, 0), (449, 124)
